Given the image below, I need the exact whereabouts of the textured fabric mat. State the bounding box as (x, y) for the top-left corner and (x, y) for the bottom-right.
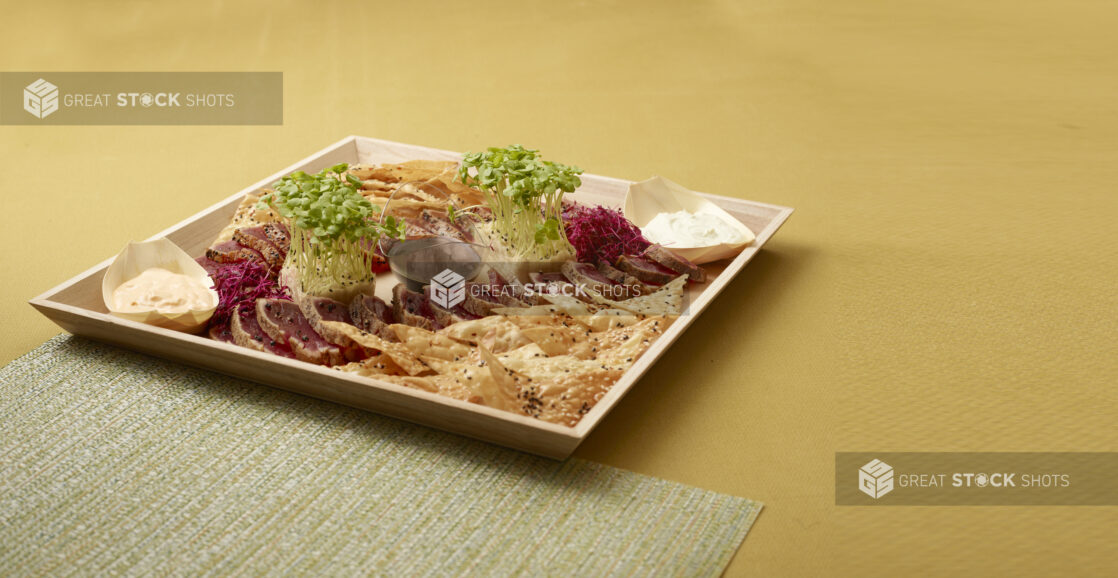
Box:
(0, 335), (761, 576)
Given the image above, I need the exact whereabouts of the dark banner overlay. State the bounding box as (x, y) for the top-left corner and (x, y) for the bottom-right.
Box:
(1, 72), (281, 125)
(837, 452), (1118, 506)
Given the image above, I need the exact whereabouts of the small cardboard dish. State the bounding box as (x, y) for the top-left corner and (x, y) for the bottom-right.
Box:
(624, 176), (757, 264)
(101, 238), (218, 333)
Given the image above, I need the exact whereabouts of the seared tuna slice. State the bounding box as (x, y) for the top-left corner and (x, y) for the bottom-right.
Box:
(298, 295), (358, 348)
(488, 269), (537, 306)
(597, 259), (637, 285)
(642, 245), (705, 283)
(196, 256), (223, 278)
(528, 271), (594, 303)
(349, 294), (398, 342)
(419, 209), (472, 242)
(206, 240), (268, 269)
(597, 260), (652, 293)
(231, 310), (296, 358)
(262, 222), (291, 253)
(403, 218), (436, 239)
(392, 283), (439, 330)
(615, 254), (680, 286)
(561, 261), (617, 295)
(425, 285), (483, 326)
(460, 282), (505, 317)
(233, 227), (285, 270)
(208, 323), (234, 343)
(393, 282), (436, 328)
(255, 298), (344, 365)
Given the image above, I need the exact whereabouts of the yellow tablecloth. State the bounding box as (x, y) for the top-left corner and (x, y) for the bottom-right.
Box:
(2, 1), (1115, 575)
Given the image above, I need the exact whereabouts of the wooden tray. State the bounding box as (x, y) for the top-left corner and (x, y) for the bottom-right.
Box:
(30, 136), (793, 459)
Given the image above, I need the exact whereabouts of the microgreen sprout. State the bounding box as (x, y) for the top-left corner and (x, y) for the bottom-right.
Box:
(258, 163), (404, 298)
(457, 145), (582, 260)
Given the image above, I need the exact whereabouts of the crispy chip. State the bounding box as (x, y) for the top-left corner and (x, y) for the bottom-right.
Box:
(518, 325), (595, 358)
(589, 317), (671, 367)
(576, 309), (644, 332)
(421, 354), (519, 412)
(375, 374), (481, 403)
(588, 275), (687, 316)
(438, 316), (509, 343)
(537, 292), (596, 317)
(391, 324), (473, 362)
(335, 353), (406, 377)
(439, 316), (533, 353)
(214, 191), (283, 243)
(499, 354), (624, 426)
(321, 321), (430, 376)
(497, 343), (549, 364)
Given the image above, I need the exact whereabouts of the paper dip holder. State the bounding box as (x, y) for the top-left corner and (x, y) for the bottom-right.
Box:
(623, 176), (756, 264)
(101, 238), (218, 333)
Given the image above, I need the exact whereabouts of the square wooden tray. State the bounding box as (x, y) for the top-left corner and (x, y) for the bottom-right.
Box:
(30, 136), (793, 459)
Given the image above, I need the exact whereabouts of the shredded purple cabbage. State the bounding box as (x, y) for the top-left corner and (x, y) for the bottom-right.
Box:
(562, 203), (650, 263)
(208, 261), (290, 330)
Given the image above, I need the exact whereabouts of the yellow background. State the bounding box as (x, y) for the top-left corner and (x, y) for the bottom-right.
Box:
(2, 1), (1116, 575)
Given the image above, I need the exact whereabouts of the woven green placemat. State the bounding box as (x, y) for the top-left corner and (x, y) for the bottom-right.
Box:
(0, 335), (761, 576)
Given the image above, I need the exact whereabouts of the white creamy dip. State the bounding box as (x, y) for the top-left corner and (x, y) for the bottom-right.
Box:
(641, 209), (747, 247)
(112, 267), (215, 314)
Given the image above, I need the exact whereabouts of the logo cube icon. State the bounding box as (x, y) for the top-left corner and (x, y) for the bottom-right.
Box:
(859, 459), (894, 499)
(24, 78), (59, 119)
(429, 268), (466, 309)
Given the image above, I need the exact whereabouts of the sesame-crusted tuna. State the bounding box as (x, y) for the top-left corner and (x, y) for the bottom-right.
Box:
(255, 298), (344, 365)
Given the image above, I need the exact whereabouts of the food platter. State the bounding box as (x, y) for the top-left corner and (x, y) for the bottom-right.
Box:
(30, 136), (793, 458)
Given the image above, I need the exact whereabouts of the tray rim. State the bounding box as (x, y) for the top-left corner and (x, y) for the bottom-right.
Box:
(29, 135), (793, 457)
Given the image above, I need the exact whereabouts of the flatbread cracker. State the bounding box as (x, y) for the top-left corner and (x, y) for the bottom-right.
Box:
(214, 191), (283, 243)
(391, 324), (473, 362)
(576, 309), (643, 332)
(588, 275), (687, 316)
(517, 325), (596, 359)
(499, 353), (624, 426)
(322, 321), (430, 376)
(375, 374), (481, 403)
(422, 353), (519, 412)
(537, 292), (597, 317)
(335, 353), (406, 377)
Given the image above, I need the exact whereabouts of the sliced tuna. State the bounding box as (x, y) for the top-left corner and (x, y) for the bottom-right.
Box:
(208, 323), (234, 343)
(561, 261), (617, 295)
(425, 285), (483, 326)
(419, 209), (472, 242)
(349, 294), (398, 342)
(230, 309), (296, 358)
(597, 260), (653, 298)
(262, 222), (291, 253)
(392, 283), (440, 330)
(488, 269), (537, 306)
(528, 271), (594, 303)
(255, 298), (344, 365)
(615, 254), (680, 286)
(234, 226), (285, 270)
(461, 281), (506, 317)
(196, 256), (224, 278)
(298, 295), (358, 350)
(206, 240), (269, 269)
(642, 245), (705, 283)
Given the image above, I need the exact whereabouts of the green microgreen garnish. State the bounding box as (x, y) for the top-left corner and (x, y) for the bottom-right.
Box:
(258, 163), (404, 297)
(457, 145), (582, 260)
